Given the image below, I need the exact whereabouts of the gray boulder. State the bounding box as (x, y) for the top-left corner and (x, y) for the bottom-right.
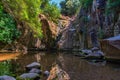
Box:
(26, 62), (41, 71)
(87, 50), (104, 57)
(29, 68), (42, 74)
(19, 73), (40, 79)
(0, 75), (16, 80)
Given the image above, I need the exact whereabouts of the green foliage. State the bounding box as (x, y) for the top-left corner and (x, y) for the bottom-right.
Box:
(60, 0), (80, 16)
(0, 4), (20, 43)
(0, 60), (14, 76)
(0, 3), (3, 13)
(1, 0), (43, 38)
(42, 2), (60, 23)
(107, 0), (120, 9)
(98, 28), (105, 39)
(60, 0), (93, 16)
(79, 0), (93, 9)
(1, 0), (60, 38)
(106, 0), (120, 14)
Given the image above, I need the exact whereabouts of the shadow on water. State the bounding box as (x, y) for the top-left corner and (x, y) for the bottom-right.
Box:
(0, 51), (120, 80)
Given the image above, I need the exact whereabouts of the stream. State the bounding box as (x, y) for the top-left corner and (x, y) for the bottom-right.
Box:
(0, 51), (120, 80)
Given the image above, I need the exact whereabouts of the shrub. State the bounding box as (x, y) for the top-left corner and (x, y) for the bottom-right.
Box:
(0, 4), (20, 43)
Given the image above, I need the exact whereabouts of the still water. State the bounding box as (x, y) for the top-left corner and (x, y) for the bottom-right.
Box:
(0, 51), (120, 80)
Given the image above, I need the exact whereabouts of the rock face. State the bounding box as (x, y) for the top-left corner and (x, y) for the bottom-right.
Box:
(39, 14), (59, 49)
(19, 73), (40, 80)
(57, 22), (77, 49)
(57, 0), (120, 50)
(0, 13), (58, 50)
(0, 75), (16, 80)
(26, 62), (41, 71)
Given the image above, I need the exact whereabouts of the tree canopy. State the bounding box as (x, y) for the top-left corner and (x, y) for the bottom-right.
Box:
(60, 0), (80, 16)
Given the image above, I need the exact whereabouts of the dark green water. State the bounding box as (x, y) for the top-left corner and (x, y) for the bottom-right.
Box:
(0, 51), (120, 80)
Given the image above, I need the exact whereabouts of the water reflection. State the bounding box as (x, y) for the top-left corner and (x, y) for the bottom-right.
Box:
(0, 60), (16, 76)
(0, 52), (120, 80)
(57, 53), (120, 80)
(0, 53), (20, 62)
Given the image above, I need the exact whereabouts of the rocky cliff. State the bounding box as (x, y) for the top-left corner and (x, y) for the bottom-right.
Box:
(57, 0), (120, 50)
(1, 14), (59, 51)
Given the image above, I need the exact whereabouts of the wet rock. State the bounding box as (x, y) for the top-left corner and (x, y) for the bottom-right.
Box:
(19, 73), (40, 80)
(94, 50), (104, 56)
(0, 75), (16, 80)
(29, 68), (42, 74)
(91, 47), (99, 51)
(26, 62), (41, 71)
(43, 71), (50, 77)
(80, 49), (104, 59)
(86, 50), (104, 58)
(81, 49), (92, 55)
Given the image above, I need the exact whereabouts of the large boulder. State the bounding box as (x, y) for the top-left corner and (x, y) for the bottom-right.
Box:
(0, 75), (16, 80)
(100, 35), (120, 59)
